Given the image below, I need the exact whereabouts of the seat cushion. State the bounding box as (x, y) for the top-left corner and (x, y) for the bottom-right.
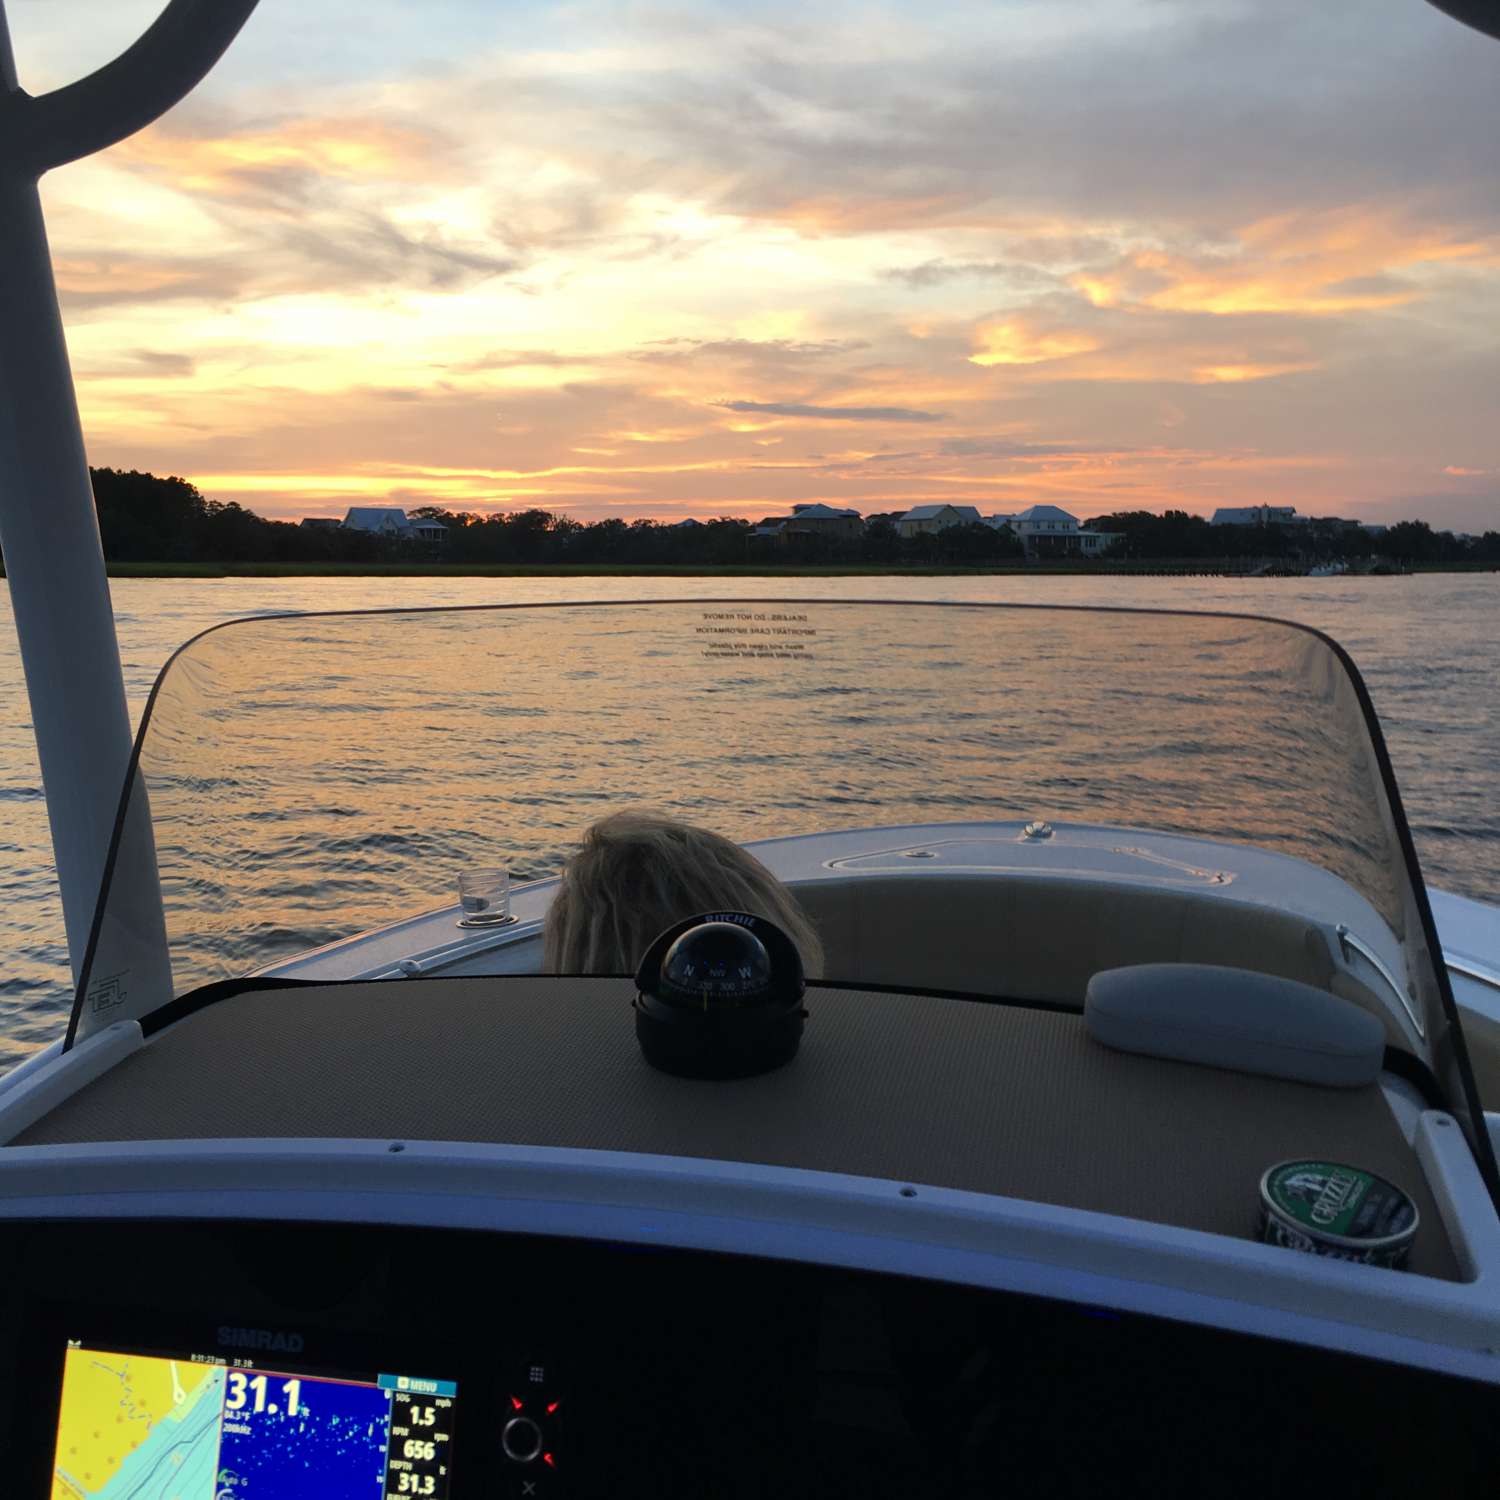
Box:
(792, 875), (1342, 1006)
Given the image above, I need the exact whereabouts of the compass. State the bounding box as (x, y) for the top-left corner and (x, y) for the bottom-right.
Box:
(633, 912), (807, 1078)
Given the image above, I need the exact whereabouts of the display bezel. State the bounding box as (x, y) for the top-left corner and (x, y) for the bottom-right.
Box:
(47, 1334), (459, 1500)
(16, 1296), (493, 1500)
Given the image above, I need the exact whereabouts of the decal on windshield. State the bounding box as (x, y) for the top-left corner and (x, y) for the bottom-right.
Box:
(696, 610), (818, 661)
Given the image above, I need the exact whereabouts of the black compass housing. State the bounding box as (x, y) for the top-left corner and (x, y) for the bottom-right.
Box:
(633, 911), (807, 1079)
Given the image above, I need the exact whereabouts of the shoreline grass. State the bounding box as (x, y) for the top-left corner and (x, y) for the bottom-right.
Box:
(98, 560), (1041, 578)
(59, 559), (1493, 579)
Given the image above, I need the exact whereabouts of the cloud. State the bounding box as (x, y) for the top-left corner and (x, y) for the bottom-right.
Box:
(53, 204), (517, 314)
(27, 0), (1500, 533)
(71, 348), (199, 380)
(264, 210), (519, 291)
(938, 437), (1115, 459)
(54, 252), (251, 311)
(591, 1), (1500, 236)
(117, 117), (451, 199)
(634, 337), (868, 364)
(882, 259), (1066, 290)
(714, 399), (946, 423)
(1070, 209), (1493, 317)
(970, 320), (1101, 367)
(128, 350), (197, 377)
(451, 349), (600, 373)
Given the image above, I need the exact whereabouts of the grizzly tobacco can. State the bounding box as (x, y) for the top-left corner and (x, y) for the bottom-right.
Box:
(1258, 1160), (1418, 1270)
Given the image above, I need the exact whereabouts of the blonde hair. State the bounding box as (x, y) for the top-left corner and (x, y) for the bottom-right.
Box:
(543, 810), (824, 977)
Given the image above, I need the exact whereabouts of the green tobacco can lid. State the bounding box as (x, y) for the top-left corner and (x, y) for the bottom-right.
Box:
(1260, 1160), (1418, 1256)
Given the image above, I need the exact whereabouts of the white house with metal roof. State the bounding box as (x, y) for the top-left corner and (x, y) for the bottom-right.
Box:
(1210, 505), (1304, 527)
(342, 506), (447, 543)
(1009, 505), (1122, 559)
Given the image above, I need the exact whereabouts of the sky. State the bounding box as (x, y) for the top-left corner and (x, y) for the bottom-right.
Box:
(10, 0), (1500, 528)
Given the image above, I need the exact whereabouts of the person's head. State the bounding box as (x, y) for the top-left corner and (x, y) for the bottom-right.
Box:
(543, 810), (824, 977)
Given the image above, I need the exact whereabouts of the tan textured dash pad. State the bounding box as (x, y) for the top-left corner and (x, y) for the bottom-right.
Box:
(13, 977), (1459, 1280)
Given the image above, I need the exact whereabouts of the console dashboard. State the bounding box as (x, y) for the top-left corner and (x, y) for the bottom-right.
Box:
(3, 1218), (1493, 1497)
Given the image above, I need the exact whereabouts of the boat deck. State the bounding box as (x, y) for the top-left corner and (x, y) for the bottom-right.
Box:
(12, 976), (1461, 1281)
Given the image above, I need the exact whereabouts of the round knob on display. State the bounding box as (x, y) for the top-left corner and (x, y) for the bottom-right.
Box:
(503, 1415), (543, 1464)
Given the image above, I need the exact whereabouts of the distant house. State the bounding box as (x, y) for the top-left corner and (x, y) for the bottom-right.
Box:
(749, 504), (863, 544)
(670, 517), (703, 528)
(343, 506), (414, 535)
(342, 506), (447, 543)
(984, 513), (1017, 530)
(299, 517), (342, 531)
(1009, 504), (1122, 559)
(1210, 505), (1304, 527)
(896, 504), (983, 538)
(784, 503), (863, 540)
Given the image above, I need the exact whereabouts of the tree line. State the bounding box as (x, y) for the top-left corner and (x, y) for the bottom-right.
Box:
(76, 471), (1031, 566)
(1, 469), (1493, 569)
(1085, 509), (1500, 565)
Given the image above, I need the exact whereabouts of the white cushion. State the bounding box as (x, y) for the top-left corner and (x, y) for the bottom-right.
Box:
(1085, 963), (1385, 1087)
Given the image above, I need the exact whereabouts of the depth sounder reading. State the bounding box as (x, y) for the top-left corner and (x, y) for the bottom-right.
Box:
(49, 1342), (457, 1499)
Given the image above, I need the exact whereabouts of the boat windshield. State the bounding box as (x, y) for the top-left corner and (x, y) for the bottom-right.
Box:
(69, 600), (1473, 1116)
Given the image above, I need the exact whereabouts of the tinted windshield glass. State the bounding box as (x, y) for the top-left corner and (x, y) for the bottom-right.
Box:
(76, 600), (1430, 1013)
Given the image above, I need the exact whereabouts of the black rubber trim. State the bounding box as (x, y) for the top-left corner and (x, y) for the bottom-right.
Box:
(139, 971), (1074, 1043)
(811, 977), (1079, 1015)
(1382, 1045), (1447, 1110)
(141, 971), (648, 1040)
(58, 597), (1500, 1221)
(140, 976), (320, 1038)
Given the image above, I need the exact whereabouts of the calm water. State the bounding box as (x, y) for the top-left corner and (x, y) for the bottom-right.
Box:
(3, 574), (1497, 1062)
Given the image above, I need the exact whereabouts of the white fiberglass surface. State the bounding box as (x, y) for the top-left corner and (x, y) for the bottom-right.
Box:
(79, 600), (1415, 1003)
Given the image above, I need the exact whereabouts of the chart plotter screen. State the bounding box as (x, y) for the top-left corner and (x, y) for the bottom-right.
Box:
(49, 1342), (456, 1500)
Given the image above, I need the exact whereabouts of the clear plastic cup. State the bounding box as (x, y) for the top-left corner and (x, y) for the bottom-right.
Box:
(457, 867), (512, 927)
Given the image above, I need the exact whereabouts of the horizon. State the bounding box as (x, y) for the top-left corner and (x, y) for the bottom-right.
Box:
(108, 474), (1474, 536)
(15, 0), (1500, 532)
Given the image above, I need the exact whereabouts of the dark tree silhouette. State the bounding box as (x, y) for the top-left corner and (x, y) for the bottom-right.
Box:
(3, 468), (1476, 573)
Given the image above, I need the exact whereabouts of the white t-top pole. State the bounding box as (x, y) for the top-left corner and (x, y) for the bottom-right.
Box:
(0, 8), (154, 999)
(0, 0), (261, 1036)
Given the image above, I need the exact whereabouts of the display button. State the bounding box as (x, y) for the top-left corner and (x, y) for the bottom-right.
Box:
(503, 1415), (544, 1464)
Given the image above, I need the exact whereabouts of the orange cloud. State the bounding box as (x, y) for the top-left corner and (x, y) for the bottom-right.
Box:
(1072, 208), (1494, 317)
(969, 319), (1100, 366)
(962, 303), (1319, 386)
(55, 255), (210, 300)
(774, 194), (997, 236)
(118, 119), (445, 195)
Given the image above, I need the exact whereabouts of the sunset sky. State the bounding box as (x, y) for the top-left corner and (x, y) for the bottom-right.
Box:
(13, 0), (1500, 528)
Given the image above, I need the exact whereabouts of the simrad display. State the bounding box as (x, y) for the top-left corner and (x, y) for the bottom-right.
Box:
(49, 1341), (457, 1499)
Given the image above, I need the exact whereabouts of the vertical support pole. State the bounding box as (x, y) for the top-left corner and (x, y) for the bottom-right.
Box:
(0, 3), (170, 1000)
